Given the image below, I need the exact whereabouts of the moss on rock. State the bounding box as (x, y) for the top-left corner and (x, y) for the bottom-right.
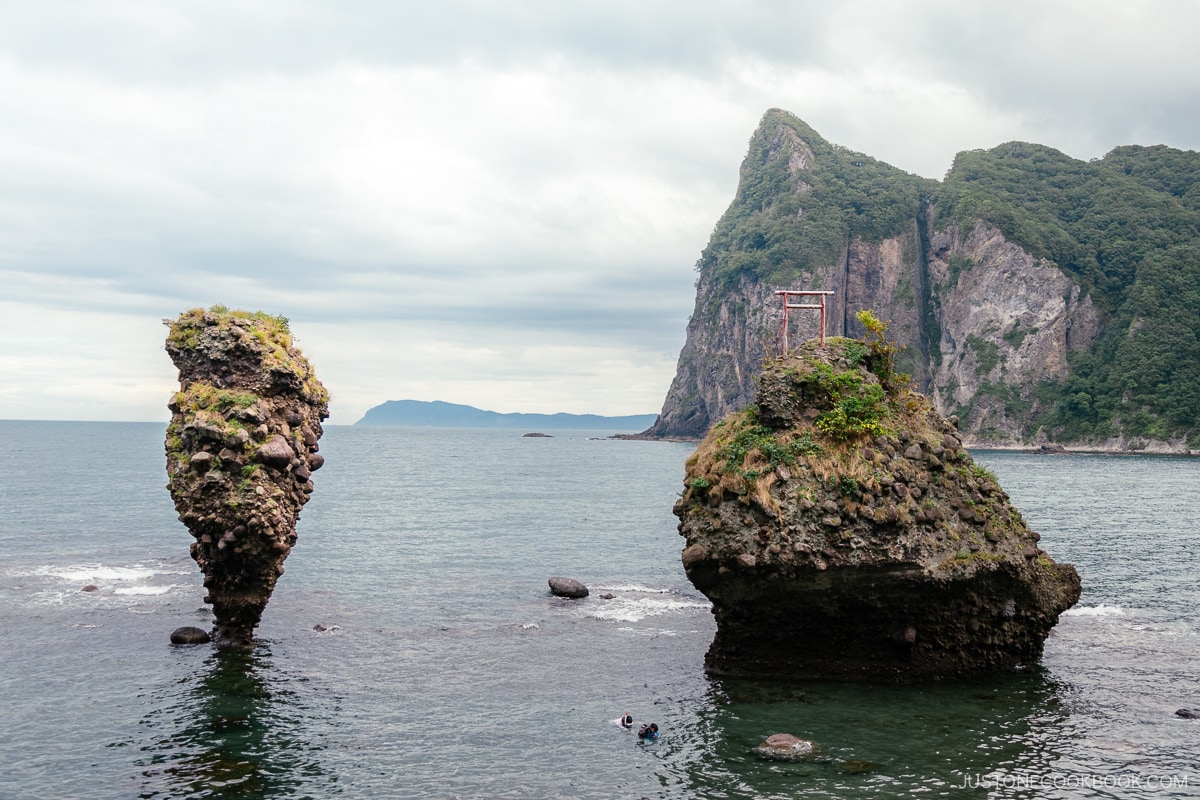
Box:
(164, 306), (329, 648)
(675, 323), (1080, 681)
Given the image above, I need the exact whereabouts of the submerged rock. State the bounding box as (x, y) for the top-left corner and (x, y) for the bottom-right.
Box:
(548, 577), (589, 599)
(754, 733), (816, 761)
(164, 307), (329, 649)
(673, 320), (1080, 681)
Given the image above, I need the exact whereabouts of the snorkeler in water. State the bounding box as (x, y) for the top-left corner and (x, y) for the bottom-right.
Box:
(637, 723), (659, 741)
(611, 712), (634, 730)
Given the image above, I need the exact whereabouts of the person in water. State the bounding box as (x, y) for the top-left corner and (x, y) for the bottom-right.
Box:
(637, 723), (659, 741)
(611, 713), (634, 729)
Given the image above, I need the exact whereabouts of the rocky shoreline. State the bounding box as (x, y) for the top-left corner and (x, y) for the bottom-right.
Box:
(978, 442), (1198, 457)
(623, 432), (1198, 457)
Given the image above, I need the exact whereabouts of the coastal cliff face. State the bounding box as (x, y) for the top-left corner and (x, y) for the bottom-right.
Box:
(926, 221), (1101, 442)
(651, 275), (781, 439)
(647, 109), (1200, 452)
(164, 307), (329, 648)
(651, 230), (930, 440)
(673, 331), (1081, 681)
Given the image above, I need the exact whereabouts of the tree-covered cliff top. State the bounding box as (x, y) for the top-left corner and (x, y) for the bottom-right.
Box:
(700, 109), (934, 290)
(936, 142), (1200, 443)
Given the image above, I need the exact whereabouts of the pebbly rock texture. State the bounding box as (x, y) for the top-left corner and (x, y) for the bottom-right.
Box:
(164, 307), (329, 648)
(674, 323), (1081, 681)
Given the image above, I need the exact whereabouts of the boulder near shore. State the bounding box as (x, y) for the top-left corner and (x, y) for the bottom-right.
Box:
(674, 314), (1081, 681)
(548, 577), (589, 599)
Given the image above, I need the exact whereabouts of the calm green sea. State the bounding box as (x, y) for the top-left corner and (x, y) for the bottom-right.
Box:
(0, 421), (1197, 798)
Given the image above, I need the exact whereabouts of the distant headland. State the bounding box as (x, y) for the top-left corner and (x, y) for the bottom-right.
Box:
(355, 400), (657, 431)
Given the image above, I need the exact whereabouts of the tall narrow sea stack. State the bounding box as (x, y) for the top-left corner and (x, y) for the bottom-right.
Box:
(674, 318), (1081, 681)
(164, 307), (329, 648)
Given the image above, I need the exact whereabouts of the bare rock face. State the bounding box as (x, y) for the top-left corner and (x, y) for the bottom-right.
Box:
(673, 323), (1080, 681)
(164, 307), (329, 648)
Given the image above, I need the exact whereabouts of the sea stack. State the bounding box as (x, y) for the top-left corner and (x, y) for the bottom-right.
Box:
(674, 313), (1081, 681)
(164, 306), (329, 648)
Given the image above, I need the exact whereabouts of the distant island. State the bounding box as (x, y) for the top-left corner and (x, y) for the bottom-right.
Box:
(355, 400), (658, 431)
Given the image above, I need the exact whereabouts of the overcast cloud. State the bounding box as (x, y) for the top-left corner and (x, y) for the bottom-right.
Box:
(3, 0), (1199, 423)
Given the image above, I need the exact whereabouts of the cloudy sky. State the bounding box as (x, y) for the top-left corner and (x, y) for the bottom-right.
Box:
(3, 1), (1199, 424)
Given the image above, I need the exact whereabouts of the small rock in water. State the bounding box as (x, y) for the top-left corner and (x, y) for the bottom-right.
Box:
(1175, 708), (1200, 719)
(548, 577), (589, 599)
(81, 584), (99, 593)
(170, 626), (212, 645)
(754, 733), (816, 761)
(522, 432), (553, 438)
(599, 593), (616, 600)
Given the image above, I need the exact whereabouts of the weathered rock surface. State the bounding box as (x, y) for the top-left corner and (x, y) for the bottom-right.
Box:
(548, 577), (589, 599)
(164, 307), (328, 648)
(674, 331), (1080, 681)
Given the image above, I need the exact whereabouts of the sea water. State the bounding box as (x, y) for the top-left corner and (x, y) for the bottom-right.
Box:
(0, 420), (1197, 799)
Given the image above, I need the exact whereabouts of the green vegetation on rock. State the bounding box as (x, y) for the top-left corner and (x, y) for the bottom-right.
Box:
(685, 318), (930, 508)
(674, 313), (1081, 681)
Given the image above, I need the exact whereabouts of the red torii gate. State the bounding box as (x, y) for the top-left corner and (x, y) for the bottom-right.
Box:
(775, 290), (835, 354)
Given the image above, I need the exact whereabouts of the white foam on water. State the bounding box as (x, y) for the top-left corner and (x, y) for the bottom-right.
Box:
(5, 559), (197, 611)
(616, 627), (682, 637)
(113, 585), (176, 596)
(588, 594), (710, 623)
(595, 584), (674, 594)
(1063, 603), (1126, 617)
(34, 564), (158, 583)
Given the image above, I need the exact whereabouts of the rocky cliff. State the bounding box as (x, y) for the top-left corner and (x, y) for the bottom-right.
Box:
(647, 109), (1200, 452)
(674, 323), (1081, 681)
(164, 307), (329, 648)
